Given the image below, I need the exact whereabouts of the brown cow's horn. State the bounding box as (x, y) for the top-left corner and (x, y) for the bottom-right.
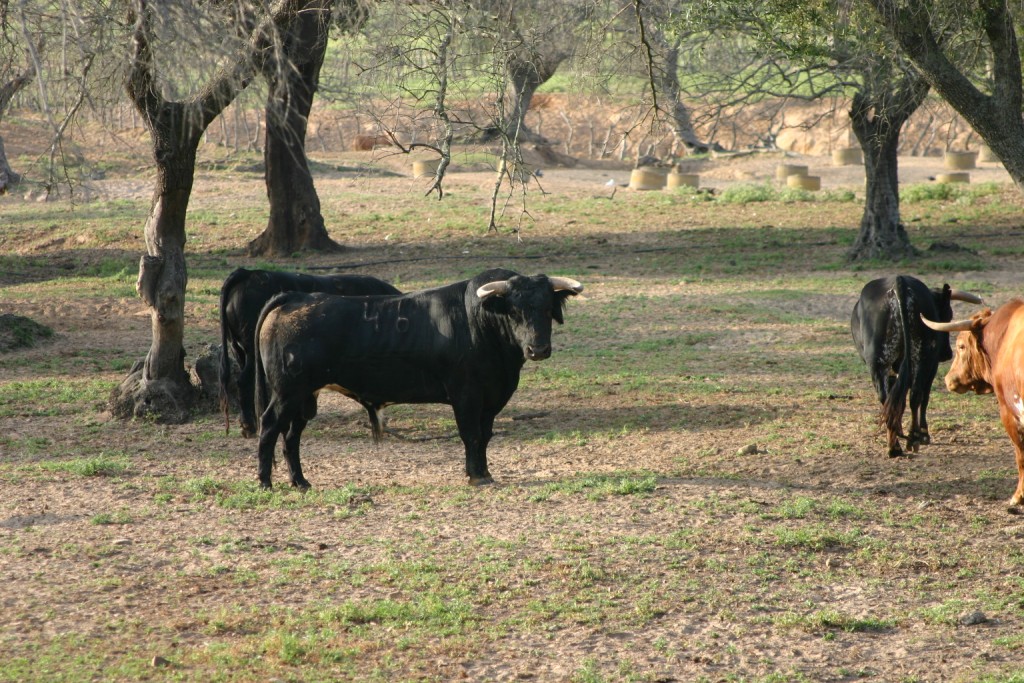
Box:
(477, 280), (512, 299)
(950, 290), (984, 305)
(920, 313), (974, 332)
(549, 276), (584, 294)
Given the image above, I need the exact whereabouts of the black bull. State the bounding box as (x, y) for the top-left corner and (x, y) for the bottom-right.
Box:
(253, 269), (584, 489)
(851, 275), (982, 457)
(218, 267), (401, 437)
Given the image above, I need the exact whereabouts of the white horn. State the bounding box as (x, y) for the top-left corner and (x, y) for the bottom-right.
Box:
(549, 276), (584, 294)
(920, 313), (974, 332)
(950, 290), (984, 305)
(476, 280), (512, 300)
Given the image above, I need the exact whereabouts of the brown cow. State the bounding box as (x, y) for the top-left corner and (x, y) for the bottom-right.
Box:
(923, 299), (1024, 505)
(351, 134), (394, 151)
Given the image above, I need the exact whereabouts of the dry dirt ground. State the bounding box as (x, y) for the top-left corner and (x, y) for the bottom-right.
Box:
(3, 130), (1024, 682)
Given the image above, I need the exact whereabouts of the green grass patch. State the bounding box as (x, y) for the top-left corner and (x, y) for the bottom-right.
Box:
(0, 378), (117, 417)
(772, 608), (896, 633)
(528, 473), (658, 502)
(36, 454), (131, 478)
(772, 524), (869, 551)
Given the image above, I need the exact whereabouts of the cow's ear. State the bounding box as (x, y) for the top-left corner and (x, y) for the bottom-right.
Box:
(552, 290), (574, 324)
(481, 295), (511, 315)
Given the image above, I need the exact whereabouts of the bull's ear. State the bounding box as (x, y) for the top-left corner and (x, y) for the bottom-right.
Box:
(481, 295), (511, 316)
(552, 290), (575, 324)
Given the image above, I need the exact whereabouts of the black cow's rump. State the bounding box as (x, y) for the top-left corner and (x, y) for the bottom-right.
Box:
(218, 267), (401, 438)
(851, 275), (980, 457)
(253, 268), (583, 489)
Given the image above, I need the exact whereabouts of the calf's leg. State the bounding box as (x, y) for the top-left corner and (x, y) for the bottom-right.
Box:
(237, 352), (258, 438)
(873, 367), (904, 457)
(907, 359), (938, 452)
(282, 416), (312, 491)
(257, 399), (293, 489)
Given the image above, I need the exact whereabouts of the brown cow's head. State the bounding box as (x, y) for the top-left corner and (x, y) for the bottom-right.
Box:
(922, 309), (995, 395)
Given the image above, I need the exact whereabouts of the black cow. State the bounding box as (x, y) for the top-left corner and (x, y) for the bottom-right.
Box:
(851, 275), (982, 457)
(218, 267), (401, 437)
(253, 268), (583, 490)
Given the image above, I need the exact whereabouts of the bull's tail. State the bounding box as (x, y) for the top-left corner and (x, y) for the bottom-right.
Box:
(882, 277), (913, 438)
(218, 268), (250, 435)
(253, 292), (292, 435)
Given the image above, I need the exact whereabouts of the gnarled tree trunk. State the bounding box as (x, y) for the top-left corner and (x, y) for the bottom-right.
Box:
(503, 49), (566, 143)
(847, 72), (930, 261)
(476, 48), (567, 145)
(247, 0), (341, 257)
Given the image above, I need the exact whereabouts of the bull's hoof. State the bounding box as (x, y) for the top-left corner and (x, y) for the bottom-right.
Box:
(259, 480), (273, 490)
(291, 478), (312, 492)
(1008, 494), (1024, 509)
(468, 475), (495, 486)
(918, 433), (930, 446)
(241, 424), (257, 439)
(887, 447), (904, 458)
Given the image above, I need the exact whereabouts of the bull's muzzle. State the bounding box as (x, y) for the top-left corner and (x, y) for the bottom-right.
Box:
(526, 343), (551, 360)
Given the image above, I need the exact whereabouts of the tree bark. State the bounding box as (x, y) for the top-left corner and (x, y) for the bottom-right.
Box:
(247, 0), (342, 257)
(847, 73), (930, 261)
(867, 0), (1024, 189)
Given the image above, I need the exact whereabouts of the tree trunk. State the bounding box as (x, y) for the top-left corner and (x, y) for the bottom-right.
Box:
(109, 104), (202, 422)
(846, 73), (929, 262)
(504, 51), (562, 143)
(653, 37), (714, 154)
(476, 49), (566, 144)
(0, 73), (32, 193)
(849, 129), (914, 260)
(248, 0), (341, 257)
(0, 133), (18, 193)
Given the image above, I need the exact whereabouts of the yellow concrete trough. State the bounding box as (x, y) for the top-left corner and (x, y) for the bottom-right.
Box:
(832, 147), (863, 165)
(787, 174), (821, 191)
(666, 173), (699, 189)
(944, 151), (977, 170)
(776, 164), (808, 181)
(412, 159), (441, 178)
(629, 167), (667, 190)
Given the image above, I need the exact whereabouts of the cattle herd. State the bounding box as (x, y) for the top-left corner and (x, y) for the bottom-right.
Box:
(218, 266), (1024, 507)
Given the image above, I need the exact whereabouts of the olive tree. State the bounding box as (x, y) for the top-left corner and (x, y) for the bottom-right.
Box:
(866, 0), (1024, 190)
(681, 0), (929, 260)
